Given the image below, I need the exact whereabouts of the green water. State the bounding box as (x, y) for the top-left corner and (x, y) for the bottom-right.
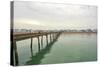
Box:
(16, 33), (97, 66)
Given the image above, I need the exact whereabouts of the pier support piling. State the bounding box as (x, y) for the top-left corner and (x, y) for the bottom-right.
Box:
(41, 36), (43, 48)
(13, 41), (19, 66)
(37, 37), (41, 52)
(46, 35), (48, 46)
(30, 38), (33, 57)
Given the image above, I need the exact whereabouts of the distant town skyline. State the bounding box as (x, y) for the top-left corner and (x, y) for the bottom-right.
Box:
(14, 1), (97, 30)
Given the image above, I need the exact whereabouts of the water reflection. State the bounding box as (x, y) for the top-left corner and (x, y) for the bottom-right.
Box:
(25, 33), (61, 65)
(13, 32), (97, 66)
(13, 33), (61, 66)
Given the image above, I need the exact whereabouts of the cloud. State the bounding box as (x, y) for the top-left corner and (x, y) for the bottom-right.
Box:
(14, 1), (97, 30)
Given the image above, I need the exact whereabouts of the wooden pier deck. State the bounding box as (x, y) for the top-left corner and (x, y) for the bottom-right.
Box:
(13, 31), (62, 41)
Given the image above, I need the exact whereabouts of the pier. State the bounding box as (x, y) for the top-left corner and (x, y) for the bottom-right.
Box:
(11, 31), (62, 66)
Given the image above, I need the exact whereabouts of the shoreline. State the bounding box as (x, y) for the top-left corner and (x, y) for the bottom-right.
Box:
(62, 32), (97, 34)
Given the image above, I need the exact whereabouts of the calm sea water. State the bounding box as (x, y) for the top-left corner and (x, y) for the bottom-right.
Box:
(16, 33), (97, 65)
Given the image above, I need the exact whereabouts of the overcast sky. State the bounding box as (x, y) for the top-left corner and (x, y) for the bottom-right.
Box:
(14, 1), (97, 30)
